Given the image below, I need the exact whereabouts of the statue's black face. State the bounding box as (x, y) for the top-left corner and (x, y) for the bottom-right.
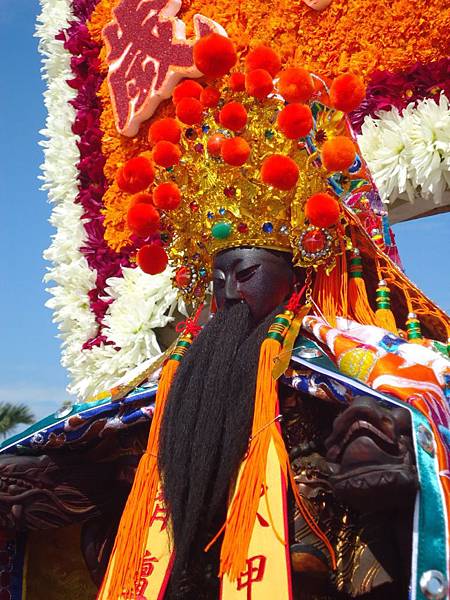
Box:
(213, 247), (296, 323)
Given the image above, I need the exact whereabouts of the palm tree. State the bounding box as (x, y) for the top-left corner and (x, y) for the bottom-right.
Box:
(0, 403), (35, 438)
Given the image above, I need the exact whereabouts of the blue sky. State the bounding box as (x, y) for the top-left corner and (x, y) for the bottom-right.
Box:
(1, 0), (449, 426)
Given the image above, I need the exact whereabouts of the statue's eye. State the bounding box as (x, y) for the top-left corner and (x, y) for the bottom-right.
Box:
(236, 264), (260, 283)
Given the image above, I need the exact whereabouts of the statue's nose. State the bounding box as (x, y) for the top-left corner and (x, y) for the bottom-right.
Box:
(224, 274), (241, 301)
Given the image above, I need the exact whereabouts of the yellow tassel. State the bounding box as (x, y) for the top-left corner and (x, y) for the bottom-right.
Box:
(98, 334), (193, 600)
(218, 330), (284, 581)
(272, 302), (311, 380)
(348, 249), (376, 325)
(375, 280), (397, 333)
(217, 311), (335, 581)
(406, 312), (423, 343)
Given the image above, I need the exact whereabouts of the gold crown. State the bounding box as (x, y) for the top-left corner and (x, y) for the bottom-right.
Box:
(159, 95), (330, 295)
(117, 40), (373, 302)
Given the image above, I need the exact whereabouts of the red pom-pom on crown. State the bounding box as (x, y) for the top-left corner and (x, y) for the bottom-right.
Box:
(152, 141), (181, 168)
(277, 104), (313, 139)
(153, 182), (182, 211)
(329, 74), (366, 113)
(148, 118), (181, 146)
(200, 86), (221, 108)
(176, 97), (204, 125)
(245, 45), (281, 78)
(305, 192), (340, 228)
(173, 79), (203, 104)
(221, 137), (251, 166)
(127, 203), (160, 237)
(261, 155), (299, 190)
(137, 244), (168, 275)
(219, 102), (248, 131)
(193, 33), (237, 79)
(321, 136), (356, 172)
(245, 68), (273, 100)
(278, 68), (314, 103)
(116, 156), (155, 193)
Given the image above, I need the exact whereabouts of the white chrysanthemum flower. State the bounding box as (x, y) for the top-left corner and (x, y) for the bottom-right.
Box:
(359, 94), (450, 206)
(359, 108), (412, 202)
(405, 95), (450, 203)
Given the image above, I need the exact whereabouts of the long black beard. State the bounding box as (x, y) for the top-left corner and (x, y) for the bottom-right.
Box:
(158, 303), (277, 587)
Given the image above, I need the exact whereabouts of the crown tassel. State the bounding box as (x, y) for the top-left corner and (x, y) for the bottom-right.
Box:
(374, 279), (397, 333)
(97, 307), (203, 600)
(348, 248), (377, 325)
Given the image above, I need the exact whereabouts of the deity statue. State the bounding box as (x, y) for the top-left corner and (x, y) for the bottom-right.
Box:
(0, 20), (449, 600)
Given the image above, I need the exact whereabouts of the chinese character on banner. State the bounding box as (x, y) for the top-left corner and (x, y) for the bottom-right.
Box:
(134, 550), (159, 599)
(149, 491), (170, 532)
(102, 0), (226, 136)
(255, 483), (269, 527)
(236, 555), (267, 600)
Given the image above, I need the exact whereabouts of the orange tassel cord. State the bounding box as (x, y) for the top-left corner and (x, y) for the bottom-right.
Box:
(98, 308), (203, 600)
(348, 248), (377, 325)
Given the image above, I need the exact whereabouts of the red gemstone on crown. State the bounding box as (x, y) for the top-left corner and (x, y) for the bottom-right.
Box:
(224, 186), (236, 198)
(302, 229), (326, 253)
(175, 266), (191, 288)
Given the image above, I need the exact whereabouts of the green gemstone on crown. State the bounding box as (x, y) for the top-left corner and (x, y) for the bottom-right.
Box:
(211, 221), (232, 240)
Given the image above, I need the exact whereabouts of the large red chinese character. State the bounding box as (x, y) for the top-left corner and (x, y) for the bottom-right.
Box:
(236, 555), (267, 600)
(102, 0), (225, 136)
(149, 491), (169, 532)
(134, 550), (159, 599)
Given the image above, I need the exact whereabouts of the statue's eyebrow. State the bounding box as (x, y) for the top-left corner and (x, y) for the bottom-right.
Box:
(214, 256), (243, 271)
(236, 264), (260, 280)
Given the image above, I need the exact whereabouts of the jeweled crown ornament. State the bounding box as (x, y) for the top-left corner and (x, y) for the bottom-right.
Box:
(113, 28), (370, 302)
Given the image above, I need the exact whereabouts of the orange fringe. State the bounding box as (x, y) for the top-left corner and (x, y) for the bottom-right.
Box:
(348, 251), (376, 325)
(375, 303), (397, 333)
(374, 262), (397, 333)
(312, 250), (348, 326)
(97, 357), (179, 600)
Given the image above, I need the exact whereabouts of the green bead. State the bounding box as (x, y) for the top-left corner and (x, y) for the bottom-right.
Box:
(376, 301), (391, 309)
(376, 289), (390, 298)
(211, 221), (232, 240)
(349, 271), (363, 278)
(267, 331), (284, 343)
(274, 316), (290, 328)
(176, 340), (191, 349)
(408, 331), (422, 339)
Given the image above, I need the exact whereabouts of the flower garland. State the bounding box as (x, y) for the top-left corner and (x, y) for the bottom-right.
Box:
(37, 0), (99, 389)
(63, 3), (133, 343)
(358, 94), (450, 207)
(351, 58), (450, 132)
(39, 0), (177, 400)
